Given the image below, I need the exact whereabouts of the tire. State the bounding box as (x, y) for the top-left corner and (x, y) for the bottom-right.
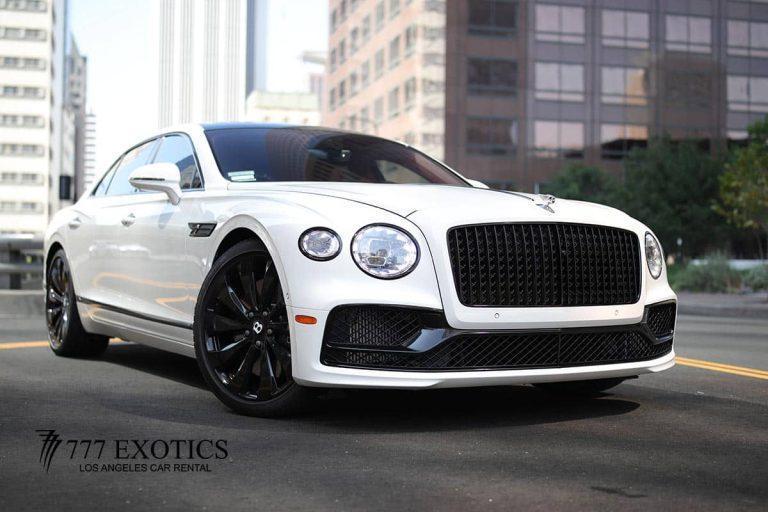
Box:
(46, 249), (109, 357)
(534, 377), (628, 397)
(193, 239), (312, 417)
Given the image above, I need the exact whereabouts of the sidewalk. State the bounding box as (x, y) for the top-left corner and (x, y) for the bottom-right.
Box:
(677, 291), (768, 319)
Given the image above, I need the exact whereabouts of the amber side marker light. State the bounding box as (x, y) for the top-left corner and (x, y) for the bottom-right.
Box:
(295, 315), (318, 325)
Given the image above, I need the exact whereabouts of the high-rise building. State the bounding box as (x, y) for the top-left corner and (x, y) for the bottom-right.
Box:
(0, 0), (70, 235)
(245, 90), (321, 125)
(83, 111), (96, 190)
(158, 0), (269, 127)
(66, 36), (87, 198)
(324, 0), (768, 191)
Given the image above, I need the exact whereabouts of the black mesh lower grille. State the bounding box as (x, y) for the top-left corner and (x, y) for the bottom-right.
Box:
(646, 302), (676, 338)
(321, 304), (675, 371)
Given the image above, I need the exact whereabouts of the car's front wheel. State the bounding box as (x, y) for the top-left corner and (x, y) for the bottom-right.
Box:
(46, 249), (109, 357)
(194, 240), (312, 417)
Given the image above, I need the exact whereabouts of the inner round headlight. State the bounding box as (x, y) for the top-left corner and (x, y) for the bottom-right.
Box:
(299, 228), (341, 261)
(351, 224), (419, 279)
(645, 232), (663, 279)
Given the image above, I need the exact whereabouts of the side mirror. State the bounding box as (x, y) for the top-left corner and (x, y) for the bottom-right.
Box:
(466, 178), (489, 189)
(129, 163), (182, 205)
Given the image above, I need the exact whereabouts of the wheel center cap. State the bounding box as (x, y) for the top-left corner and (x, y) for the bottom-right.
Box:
(252, 321), (264, 334)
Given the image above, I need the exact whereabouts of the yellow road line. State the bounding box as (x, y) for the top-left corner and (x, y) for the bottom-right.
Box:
(0, 340), (48, 350)
(676, 357), (768, 380)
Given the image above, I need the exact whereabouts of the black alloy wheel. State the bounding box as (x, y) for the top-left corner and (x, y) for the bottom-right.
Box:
(46, 249), (109, 357)
(194, 239), (311, 416)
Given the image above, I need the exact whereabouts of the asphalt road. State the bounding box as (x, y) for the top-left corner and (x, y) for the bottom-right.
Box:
(0, 313), (766, 511)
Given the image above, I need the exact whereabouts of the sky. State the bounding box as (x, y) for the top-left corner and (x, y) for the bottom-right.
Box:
(69, 0), (328, 171)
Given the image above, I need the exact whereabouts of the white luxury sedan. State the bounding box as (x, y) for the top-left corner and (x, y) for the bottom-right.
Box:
(44, 123), (677, 416)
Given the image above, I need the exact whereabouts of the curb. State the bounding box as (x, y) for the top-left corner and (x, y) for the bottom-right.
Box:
(0, 290), (43, 317)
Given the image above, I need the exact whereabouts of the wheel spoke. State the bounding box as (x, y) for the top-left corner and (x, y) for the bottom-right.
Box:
(224, 274), (250, 320)
(257, 345), (278, 397)
(229, 344), (259, 392)
(259, 261), (279, 307)
(238, 259), (260, 310)
(48, 288), (63, 304)
(209, 336), (250, 368)
(211, 312), (249, 332)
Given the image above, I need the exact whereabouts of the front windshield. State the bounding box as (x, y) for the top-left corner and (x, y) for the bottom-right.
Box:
(205, 127), (468, 186)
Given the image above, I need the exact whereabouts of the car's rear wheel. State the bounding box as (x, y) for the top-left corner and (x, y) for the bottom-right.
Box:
(46, 249), (109, 357)
(194, 240), (311, 417)
(534, 377), (629, 397)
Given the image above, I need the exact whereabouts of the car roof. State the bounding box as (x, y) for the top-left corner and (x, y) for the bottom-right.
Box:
(201, 122), (303, 131)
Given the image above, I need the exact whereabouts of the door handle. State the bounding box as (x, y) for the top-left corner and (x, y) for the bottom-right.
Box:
(121, 213), (136, 227)
(68, 216), (82, 229)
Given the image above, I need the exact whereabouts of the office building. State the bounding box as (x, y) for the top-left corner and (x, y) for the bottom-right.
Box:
(324, 0), (768, 191)
(245, 90), (321, 125)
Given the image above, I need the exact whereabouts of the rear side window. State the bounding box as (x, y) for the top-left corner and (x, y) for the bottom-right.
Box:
(152, 134), (202, 190)
(105, 139), (159, 196)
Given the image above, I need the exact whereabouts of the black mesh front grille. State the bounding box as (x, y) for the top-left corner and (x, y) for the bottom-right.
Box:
(322, 330), (672, 371)
(321, 304), (674, 372)
(323, 306), (426, 348)
(447, 223), (642, 307)
(646, 302), (676, 338)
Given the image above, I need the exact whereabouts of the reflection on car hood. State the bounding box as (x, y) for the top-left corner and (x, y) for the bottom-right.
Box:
(227, 182), (634, 228)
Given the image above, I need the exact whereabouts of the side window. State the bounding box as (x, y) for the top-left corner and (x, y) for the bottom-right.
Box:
(105, 139), (159, 196)
(152, 134), (202, 190)
(92, 158), (121, 197)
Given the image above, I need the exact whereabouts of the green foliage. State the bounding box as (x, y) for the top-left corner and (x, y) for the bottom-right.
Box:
(544, 165), (620, 207)
(744, 265), (768, 292)
(669, 255), (742, 293)
(716, 117), (768, 256)
(618, 138), (729, 258)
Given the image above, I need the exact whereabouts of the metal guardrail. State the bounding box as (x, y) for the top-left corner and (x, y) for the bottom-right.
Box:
(0, 235), (44, 289)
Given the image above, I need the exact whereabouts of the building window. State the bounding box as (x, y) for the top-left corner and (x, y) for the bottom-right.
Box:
(329, 88), (336, 111)
(375, 1), (385, 31)
(665, 15), (711, 54)
(331, 8), (338, 32)
(0, 171), (43, 185)
(601, 9), (649, 49)
(389, 0), (400, 18)
(374, 97), (384, 123)
(421, 133), (444, 146)
(360, 107), (371, 132)
(362, 15), (371, 42)
(601, 67), (647, 105)
(728, 20), (768, 58)
(727, 76), (768, 113)
(339, 39), (346, 64)
(535, 4), (584, 44)
(339, 80), (348, 105)
(0, 114), (44, 127)
(0, 56), (46, 70)
(468, 0), (517, 37)
(404, 24), (417, 56)
(533, 121), (584, 158)
(0, 85), (45, 99)
(535, 62), (584, 102)
(361, 60), (370, 87)
(330, 49), (337, 72)
(404, 77), (417, 109)
(349, 115), (357, 131)
(0, 26), (46, 41)
(0, 0), (47, 12)
(0, 143), (45, 156)
(350, 28), (359, 54)
(466, 117), (517, 155)
(389, 36), (401, 68)
(375, 48), (385, 78)
(350, 72), (359, 96)
(340, 0), (347, 20)
(388, 87), (400, 118)
(600, 124), (648, 159)
(468, 58), (517, 96)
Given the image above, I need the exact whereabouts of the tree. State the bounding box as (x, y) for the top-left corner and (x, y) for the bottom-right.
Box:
(716, 117), (768, 258)
(544, 165), (620, 206)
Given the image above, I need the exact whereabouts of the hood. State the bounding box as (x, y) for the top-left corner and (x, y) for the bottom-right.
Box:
(227, 182), (634, 228)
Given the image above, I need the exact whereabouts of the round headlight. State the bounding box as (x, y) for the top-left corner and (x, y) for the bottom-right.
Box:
(351, 224), (419, 279)
(299, 228), (341, 261)
(645, 232), (663, 279)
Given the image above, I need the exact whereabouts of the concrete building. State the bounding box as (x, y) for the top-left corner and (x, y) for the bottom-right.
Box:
(245, 90), (321, 125)
(0, 0), (70, 235)
(324, 0), (768, 191)
(83, 111), (96, 191)
(66, 36), (87, 199)
(158, 0), (270, 127)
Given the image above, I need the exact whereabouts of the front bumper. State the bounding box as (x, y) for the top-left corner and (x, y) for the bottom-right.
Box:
(287, 301), (677, 389)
